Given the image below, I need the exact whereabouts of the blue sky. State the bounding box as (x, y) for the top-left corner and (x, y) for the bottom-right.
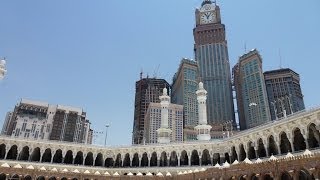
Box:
(0, 0), (319, 146)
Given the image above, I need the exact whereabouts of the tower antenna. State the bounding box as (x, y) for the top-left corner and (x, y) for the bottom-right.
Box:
(140, 68), (143, 80)
(244, 42), (247, 53)
(279, 48), (282, 69)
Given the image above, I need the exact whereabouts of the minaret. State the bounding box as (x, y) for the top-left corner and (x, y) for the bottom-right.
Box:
(0, 59), (7, 80)
(194, 82), (212, 141)
(157, 88), (172, 143)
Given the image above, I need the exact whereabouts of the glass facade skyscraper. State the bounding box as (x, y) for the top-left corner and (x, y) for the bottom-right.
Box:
(233, 49), (271, 129)
(171, 58), (199, 141)
(264, 68), (305, 120)
(193, 1), (235, 125)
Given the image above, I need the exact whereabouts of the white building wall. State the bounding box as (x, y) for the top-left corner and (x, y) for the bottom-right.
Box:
(12, 115), (49, 140)
(145, 103), (183, 144)
(1, 112), (12, 135)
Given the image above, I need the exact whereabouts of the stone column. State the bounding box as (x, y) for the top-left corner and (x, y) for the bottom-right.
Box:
(199, 157), (202, 166)
(130, 155), (133, 167)
(83, 155), (87, 165)
(102, 156), (105, 167)
(302, 134), (309, 149)
(157, 154), (161, 167)
(4, 147), (10, 159)
(28, 148), (33, 161)
(177, 156), (181, 167)
(254, 147), (259, 158)
(148, 154), (151, 167)
(289, 138), (295, 152)
(16, 147), (22, 160)
(138, 157), (142, 167)
(93, 154), (98, 166)
(39, 151), (43, 162)
(121, 157), (124, 167)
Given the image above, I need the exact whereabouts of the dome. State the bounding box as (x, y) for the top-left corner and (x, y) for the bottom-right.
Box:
(201, 0), (212, 6)
(0, 59), (5, 65)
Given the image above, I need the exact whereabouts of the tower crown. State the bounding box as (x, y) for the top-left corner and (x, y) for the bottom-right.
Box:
(201, 0), (213, 6)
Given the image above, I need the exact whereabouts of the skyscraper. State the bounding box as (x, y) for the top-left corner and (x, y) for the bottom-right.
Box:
(233, 49), (271, 129)
(171, 58), (198, 128)
(132, 77), (170, 144)
(264, 68), (305, 120)
(2, 99), (92, 144)
(193, 0), (235, 126)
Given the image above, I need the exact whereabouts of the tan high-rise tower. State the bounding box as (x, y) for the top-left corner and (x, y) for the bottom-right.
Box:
(193, 0), (235, 126)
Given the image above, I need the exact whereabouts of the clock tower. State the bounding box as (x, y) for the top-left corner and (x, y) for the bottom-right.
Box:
(193, 0), (235, 126)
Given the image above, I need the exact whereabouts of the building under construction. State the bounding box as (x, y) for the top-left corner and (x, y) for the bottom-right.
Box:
(132, 77), (170, 144)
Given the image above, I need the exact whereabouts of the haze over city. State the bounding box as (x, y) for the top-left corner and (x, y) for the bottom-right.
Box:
(0, 0), (319, 146)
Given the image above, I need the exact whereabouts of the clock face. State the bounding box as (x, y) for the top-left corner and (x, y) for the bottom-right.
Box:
(200, 12), (215, 24)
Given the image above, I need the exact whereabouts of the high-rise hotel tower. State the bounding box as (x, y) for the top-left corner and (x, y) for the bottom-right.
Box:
(193, 0), (235, 125)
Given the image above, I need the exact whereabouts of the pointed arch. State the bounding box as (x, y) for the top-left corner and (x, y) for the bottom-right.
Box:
(0, 173), (5, 180)
(251, 174), (260, 180)
(74, 151), (83, 165)
(52, 149), (62, 163)
(202, 149), (210, 165)
(298, 169), (313, 180)
(123, 153), (130, 167)
(36, 176), (45, 180)
(225, 152), (230, 163)
(293, 127), (307, 151)
(41, 148), (52, 163)
(24, 175), (32, 180)
(263, 174), (274, 180)
(191, 150), (199, 166)
(19, 146), (30, 161)
(160, 152), (167, 167)
(114, 153), (122, 167)
(150, 152), (157, 167)
(180, 150), (188, 166)
(280, 171), (292, 180)
(231, 146), (238, 163)
(30, 147), (41, 162)
(268, 135), (278, 155)
(95, 153), (103, 166)
(132, 153), (139, 167)
(308, 123), (320, 148)
(6, 145), (18, 160)
(280, 132), (292, 154)
(247, 141), (256, 160)
(85, 152), (93, 166)
(11, 174), (19, 180)
(169, 151), (178, 166)
(141, 152), (148, 167)
(0, 144), (6, 159)
(213, 153), (220, 165)
(49, 177), (56, 180)
(257, 138), (267, 158)
(64, 150), (73, 164)
(239, 144), (246, 161)
(104, 157), (114, 167)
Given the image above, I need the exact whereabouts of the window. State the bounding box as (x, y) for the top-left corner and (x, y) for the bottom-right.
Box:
(22, 123), (27, 131)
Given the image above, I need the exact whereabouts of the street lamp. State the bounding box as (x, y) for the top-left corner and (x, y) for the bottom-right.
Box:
(0, 58), (7, 80)
(104, 123), (110, 146)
